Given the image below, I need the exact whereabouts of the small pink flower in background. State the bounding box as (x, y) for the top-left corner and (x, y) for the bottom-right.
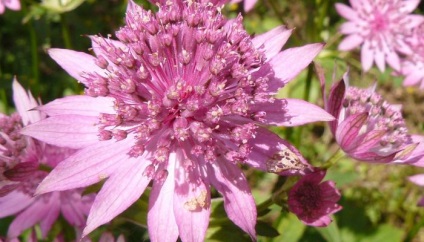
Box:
(98, 232), (125, 242)
(0, 0), (20, 14)
(319, 70), (418, 163)
(22, 0), (333, 240)
(0, 79), (94, 240)
(335, 0), (424, 72)
(231, 0), (258, 12)
(401, 25), (424, 89)
(288, 169), (342, 227)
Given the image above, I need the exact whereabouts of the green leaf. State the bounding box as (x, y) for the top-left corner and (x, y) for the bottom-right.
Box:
(256, 221), (280, 238)
(270, 213), (306, 242)
(359, 224), (403, 242)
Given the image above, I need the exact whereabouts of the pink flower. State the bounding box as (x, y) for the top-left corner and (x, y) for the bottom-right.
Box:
(335, 0), (424, 72)
(231, 0), (258, 12)
(401, 25), (424, 89)
(22, 0), (333, 240)
(320, 71), (417, 163)
(0, 0), (20, 14)
(0, 79), (94, 240)
(288, 169), (342, 227)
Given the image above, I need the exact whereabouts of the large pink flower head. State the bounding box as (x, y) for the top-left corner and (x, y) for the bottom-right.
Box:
(0, 0), (20, 14)
(23, 0), (333, 240)
(401, 25), (424, 89)
(0, 80), (94, 240)
(321, 72), (417, 163)
(336, 0), (424, 72)
(288, 169), (342, 227)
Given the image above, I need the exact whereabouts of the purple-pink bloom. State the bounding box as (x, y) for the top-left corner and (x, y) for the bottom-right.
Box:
(288, 169), (342, 227)
(0, 0), (20, 14)
(409, 173), (424, 206)
(22, 0), (333, 240)
(231, 0), (258, 12)
(320, 71), (417, 163)
(401, 25), (424, 89)
(0, 80), (94, 240)
(335, 0), (424, 72)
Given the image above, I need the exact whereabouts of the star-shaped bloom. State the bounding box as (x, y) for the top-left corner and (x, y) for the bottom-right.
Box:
(23, 0), (333, 241)
(0, 80), (94, 240)
(336, 0), (424, 72)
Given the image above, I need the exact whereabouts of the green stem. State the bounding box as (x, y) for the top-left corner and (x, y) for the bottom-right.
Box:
(404, 214), (424, 242)
(60, 14), (72, 49)
(321, 148), (345, 169)
(21, 1), (40, 86)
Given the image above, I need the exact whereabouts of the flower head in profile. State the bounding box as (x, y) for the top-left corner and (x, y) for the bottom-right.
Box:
(288, 169), (342, 227)
(319, 70), (417, 163)
(0, 0), (20, 14)
(335, 0), (424, 72)
(0, 80), (94, 240)
(401, 25), (424, 89)
(23, 0), (333, 240)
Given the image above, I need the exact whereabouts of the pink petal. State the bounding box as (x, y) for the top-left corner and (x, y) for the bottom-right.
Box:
(399, 0), (420, 13)
(82, 157), (152, 237)
(12, 79), (42, 125)
(409, 174), (424, 186)
(21, 115), (100, 149)
(173, 156), (210, 242)
(8, 198), (52, 238)
(403, 72), (424, 86)
(327, 79), (346, 134)
(243, 0), (258, 12)
(252, 98), (334, 127)
(270, 43), (324, 86)
(335, 112), (368, 150)
(348, 130), (386, 154)
(339, 22), (359, 35)
(0, 4), (5, 14)
(39, 193), (61, 238)
(148, 154), (179, 242)
(338, 34), (363, 51)
(385, 51), (400, 71)
(374, 50), (386, 72)
(252, 26), (292, 60)
(38, 96), (115, 117)
(4, 0), (20, 10)
(36, 139), (133, 194)
(207, 160), (257, 240)
(61, 192), (93, 227)
(48, 48), (106, 86)
(0, 191), (34, 217)
(361, 41), (374, 71)
(335, 3), (359, 21)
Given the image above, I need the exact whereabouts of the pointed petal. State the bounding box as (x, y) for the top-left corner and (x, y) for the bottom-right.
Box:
(48, 48), (106, 86)
(207, 160), (257, 240)
(399, 0), (420, 13)
(385, 51), (400, 71)
(246, 128), (312, 176)
(374, 50), (386, 72)
(327, 79), (346, 134)
(409, 174), (424, 186)
(82, 157), (152, 237)
(252, 26), (292, 60)
(36, 139), (133, 194)
(348, 130), (385, 154)
(7, 198), (51, 238)
(12, 79), (42, 125)
(148, 154), (179, 242)
(338, 34), (363, 51)
(339, 22), (360, 35)
(0, 192), (34, 217)
(61, 192), (93, 227)
(403, 71), (424, 87)
(5, 0), (20, 10)
(335, 4), (359, 21)
(361, 41), (374, 71)
(173, 157), (210, 242)
(21, 115), (100, 149)
(270, 43), (324, 86)
(38, 96), (115, 117)
(39, 193), (61, 238)
(336, 112), (368, 150)
(252, 99), (334, 127)
(243, 0), (258, 12)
